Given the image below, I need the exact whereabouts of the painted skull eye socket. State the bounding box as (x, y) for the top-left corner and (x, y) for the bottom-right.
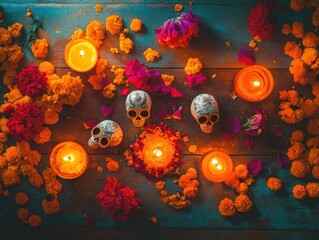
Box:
(100, 137), (109, 146)
(198, 116), (208, 124)
(92, 127), (100, 135)
(128, 110), (137, 117)
(210, 114), (219, 123)
(140, 110), (149, 118)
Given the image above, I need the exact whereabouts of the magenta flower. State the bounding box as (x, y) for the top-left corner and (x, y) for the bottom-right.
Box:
(222, 116), (241, 140)
(100, 105), (115, 117)
(247, 159), (263, 176)
(242, 109), (267, 136)
(238, 49), (256, 66)
(186, 73), (207, 88)
(155, 10), (199, 48)
(120, 88), (131, 97)
(170, 87), (184, 98)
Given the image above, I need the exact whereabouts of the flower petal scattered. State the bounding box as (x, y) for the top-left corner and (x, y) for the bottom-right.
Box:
(247, 159), (263, 176)
(100, 105), (115, 117)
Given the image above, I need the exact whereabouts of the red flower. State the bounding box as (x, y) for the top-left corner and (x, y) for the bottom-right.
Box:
(95, 177), (141, 222)
(16, 65), (48, 98)
(6, 103), (44, 142)
(185, 73), (207, 88)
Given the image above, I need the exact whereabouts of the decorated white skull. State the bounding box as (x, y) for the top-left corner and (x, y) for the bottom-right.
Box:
(190, 94), (219, 134)
(125, 90), (152, 127)
(88, 120), (123, 149)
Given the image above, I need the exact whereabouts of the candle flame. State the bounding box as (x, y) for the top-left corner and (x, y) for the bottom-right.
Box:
(63, 154), (74, 162)
(211, 158), (223, 171)
(79, 50), (85, 57)
(153, 149), (163, 157)
(252, 80), (261, 87)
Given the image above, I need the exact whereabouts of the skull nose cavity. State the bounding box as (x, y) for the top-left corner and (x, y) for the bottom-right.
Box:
(88, 137), (99, 149)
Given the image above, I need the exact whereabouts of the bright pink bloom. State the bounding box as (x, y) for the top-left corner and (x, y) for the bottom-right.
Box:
(242, 109), (267, 136)
(120, 88), (131, 97)
(185, 73), (207, 88)
(155, 10), (199, 48)
(238, 48), (256, 66)
(95, 177), (141, 222)
(100, 105), (115, 117)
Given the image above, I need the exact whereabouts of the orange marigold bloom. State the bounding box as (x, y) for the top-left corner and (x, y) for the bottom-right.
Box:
(186, 167), (197, 179)
(15, 192), (29, 205)
(281, 24), (291, 35)
(143, 48), (160, 62)
(2, 168), (20, 186)
(28, 214), (42, 227)
(106, 160), (119, 172)
(94, 4), (103, 12)
(290, 130), (304, 145)
(0, 132), (7, 143)
(289, 59), (309, 86)
(224, 172), (240, 189)
(312, 166), (319, 179)
(17, 208), (30, 221)
(155, 181), (165, 190)
(0, 118), (10, 134)
(303, 32), (319, 48)
(70, 28), (85, 40)
(44, 109), (59, 125)
(42, 198), (60, 214)
(284, 41), (302, 59)
(290, 160), (309, 178)
(183, 186), (198, 198)
(102, 83), (116, 99)
(301, 48), (318, 66)
(161, 74), (175, 86)
(184, 58), (202, 75)
(218, 198), (236, 217)
(234, 194), (253, 212)
(16, 141), (30, 155)
(307, 136), (319, 148)
(308, 147), (319, 166)
(287, 142), (305, 161)
(130, 18), (143, 32)
(0, 27), (13, 45)
(291, 21), (304, 38)
(178, 174), (191, 189)
(5, 44), (24, 63)
(4, 87), (23, 103)
(119, 32), (134, 53)
(266, 177), (282, 192)
(292, 184), (307, 200)
(25, 149), (42, 166)
(306, 182), (319, 198)
(235, 164), (248, 179)
(105, 15), (124, 35)
(111, 65), (126, 85)
(86, 20), (105, 41)
(0, 156), (6, 169)
(300, 99), (316, 118)
(96, 58), (108, 77)
(31, 38), (49, 59)
(8, 22), (23, 38)
(307, 118), (319, 135)
(38, 61), (55, 75)
(110, 47), (119, 54)
(33, 127), (51, 144)
(5, 146), (20, 163)
(236, 182), (249, 194)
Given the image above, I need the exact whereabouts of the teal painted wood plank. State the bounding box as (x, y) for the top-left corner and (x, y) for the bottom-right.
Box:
(0, 2), (314, 69)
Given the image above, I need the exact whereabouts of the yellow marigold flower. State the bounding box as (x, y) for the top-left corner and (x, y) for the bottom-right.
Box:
(175, 4), (184, 12)
(307, 118), (319, 135)
(102, 83), (116, 99)
(178, 174), (191, 189)
(281, 24), (291, 35)
(218, 198), (236, 217)
(2, 168), (20, 186)
(234, 194), (253, 212)
(119, 33), (134, 53)
(289, 59), (309, 86)
(248, 40), (256, 48)
(306, 182), (319, 198)
(31, 38), (49, 59)
(44, 109), (59, 125)
(5, 146), (20, 163)
(39, 61), (55, 75)
(42, 198), (60, 214)
(143, 48), (160, 62)
(183, 186), (198, 198)
(33, 127), (51, 144)
(0, 27), (13, 45)
(8, 22), (23, 38)
(15, 192), (29, 205)
(130, 18), (143, 32)
(28, 214), (42, 227)
(25, 166), (44, 189)
(105, 15), (124, 35)
(110, 47), (119, 54)
(0, 132), (7, 143)
(4, 87), (22, 103)
(42, 167), (62, 195)
(106, 160), (119, 172)
(25, 149), (42, 166)
(96, 58), (108, 77)
(284, 41), (302, 59)
(5, 44), (24, 63)
(94, 4), (103, 12)
(235, 182), (249, 194)
(161, 74), (175, 86)
(266, 177), (282, 192)
(224, 172), (240, 189)
(0, 118), (10, 134)
(86, 20), (105, 41)
(303, 32), (319, 48)
(290, 160), (309, 179)
(70, 28), (85, 40)
(312, 166), (319, 179)
(292, 184), (307, 200)
(301, 47), (318, 66)
(17, 208), (30, 221)
(3, 71), (16, 89)
(291, 22), (304, 38)
(111, 65), (126, 85)
(235, 164), (248, 179)
(184, 58), (202, 75)
(287, 142), (305, 161)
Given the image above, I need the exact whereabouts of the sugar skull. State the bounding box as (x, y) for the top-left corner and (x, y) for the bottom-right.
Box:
(88, 120), (123, 149)
(190, 94), (219, 134)
(125, 90), (152, 127)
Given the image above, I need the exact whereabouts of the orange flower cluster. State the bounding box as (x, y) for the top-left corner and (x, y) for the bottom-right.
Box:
(105, 157), (120, 172)
(143, 48), (160, 63)
(292, 182), (319, 200)
(266, 177), (282, 192)
(31, 38), (49, 59)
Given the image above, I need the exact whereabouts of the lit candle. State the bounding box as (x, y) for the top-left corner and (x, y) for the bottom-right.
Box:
(64, 38), (98, 72)
(143, 137), (175, 168)
(200, 151), (233, 182)
(50, 141), (88, 179)
(234, 65), (274, 102)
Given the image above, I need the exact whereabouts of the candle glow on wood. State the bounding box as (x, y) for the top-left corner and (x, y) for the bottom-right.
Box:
(64, 38), (98, 72)
(50, 141), (88, 179)
(234, 65), (274, 102)
(200, 151), (233, 182)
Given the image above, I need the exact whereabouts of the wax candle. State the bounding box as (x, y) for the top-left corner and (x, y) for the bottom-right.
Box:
(64, 38), (98, 72)
(50, 141), (88, 179)
(234, 65), (274, 102)
(200, 151), (233, 182)
(143, 137), (175, 168)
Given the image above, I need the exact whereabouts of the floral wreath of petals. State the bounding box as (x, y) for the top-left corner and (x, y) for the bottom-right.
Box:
(125, 122), (186, 179)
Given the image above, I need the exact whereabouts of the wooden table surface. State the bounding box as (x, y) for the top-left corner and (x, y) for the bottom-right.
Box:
(1, 0), (319, 239)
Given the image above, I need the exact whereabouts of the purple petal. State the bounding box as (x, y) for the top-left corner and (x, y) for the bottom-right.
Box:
(276, 152), (289, 168)
(244, 137), (254, 150)
(238, 48), (256, 66)
(100, 105), (115, 117)
(247, 159), (263, 176)
(185, 73), (207, 88)
(223, 117), (241, 134)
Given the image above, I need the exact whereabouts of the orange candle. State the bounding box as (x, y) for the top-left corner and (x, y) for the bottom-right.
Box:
(200, 151), (233, 182)
(50, 141), (88, 179)
(64, 38), (98, 72)
(234, 65), (274, 102)
(143, 137), (175, 168)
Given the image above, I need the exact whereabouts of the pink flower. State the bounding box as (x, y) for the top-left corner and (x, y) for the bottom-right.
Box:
(222, 116), (241, 140)
(242, 109), (267, 136)
(185, 73), (207, 88)
(170, 87), (184, 98)
(247, 159), (263, 176)
(120, 88), (131, 97)
(238, 49), (256, 66)
(95, 177), (141, 222)
(83, 119), (99, 129)
(171, 106), (183, 120)
(16, 64), (48, 98)
(100, 105), (115, 117)
(6, 103), (44, 142)
(155, 10), (199, 48)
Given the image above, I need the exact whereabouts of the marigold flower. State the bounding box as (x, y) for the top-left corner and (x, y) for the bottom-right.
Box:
(86, 20), (105, 41)
(224, 172), (240, 189)
(301, 48), (318, 66)
(5, 146), (20, 163)
(175, 4), (184, 12)
(42, 167), (62, 195)
(292, 184), (307, 200)
(31, 38), (49, 59)
(38, 61), (55, 76)
(110, 47), (119, 54)
(290, 160), (309, 178)
(267, 177), (282, 192)
(218, 198), (236, 217)
(143, 48), (160, 62)
(27, 166), (44, 189)
(70, 28), (85, 40)
(25, 149), (41, 166)
(183, 186), (198, 198)
(281, 24), (291, 35)
(119, 32), (134, 53)
(5, 44), (24, 63)
(290, 130), (304, 145)
(15, 192), (29, 205)
(94, 4), (103, 12)
(302, 32), (319, 48)
(105, 15), (124, 35)
(287, 142), (305, 161)
(291, 21), (304, 38)
(307, 118), (319, 135)
(0, 27), (13, 45)
(155, 181), (165, 190)
(33, 127), (51, 144)
(8, 22), (23, 38)
(234, 194), (253, 212)
(106, 160), (119, 172)
(301, 99), (316, 118)
(236, 182), (249, 194)
(289, 59), (309, 85)
(184, 58), (202, 75)
(0, 132), (7, 143)
(186, 167), (197, 179)
(17, 208), (30, 221)
(312, 166), (319, 179)
(130, 18), (143, 32)
(111, 65), (126, 85)
(44, 109), (59, 125)
(284, 41), (302, 59)
(308, 147), (319, 166)
(42, 198), (60, 214)
(2, 168), (20, 186)
(102, 83), (116, 99)
(96, 58), (108, 77)
(16, 141), (30, 155)
(306, 182), (319, 198)
(28, 214), (42, 227)
(235, 164), (249, 179)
